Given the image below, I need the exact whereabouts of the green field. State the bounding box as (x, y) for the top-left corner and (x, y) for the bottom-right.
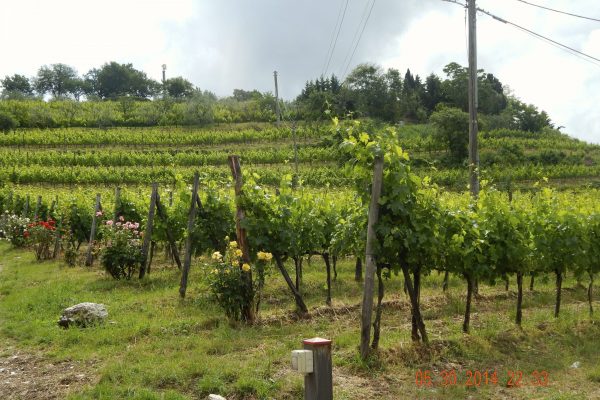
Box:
(1, 121), (600, 400)
(1, 243), (599, 399)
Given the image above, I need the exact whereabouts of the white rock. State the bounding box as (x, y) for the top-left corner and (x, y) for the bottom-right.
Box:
(58, 302), (108, 328)
(571, 361), (581, 369)
(208, 395), (227, 400)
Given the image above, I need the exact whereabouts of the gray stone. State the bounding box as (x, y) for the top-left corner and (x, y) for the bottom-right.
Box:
(208, 395), (227, 400)
(58, 303), (108, 328)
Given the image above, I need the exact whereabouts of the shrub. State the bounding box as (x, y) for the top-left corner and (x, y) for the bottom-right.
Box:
(0, 110), (19, 133)
(100, 217), (143, 279)
(27, 219), (56, 261)
(0, 212), (30, 247)
(206, 240), (272, 322)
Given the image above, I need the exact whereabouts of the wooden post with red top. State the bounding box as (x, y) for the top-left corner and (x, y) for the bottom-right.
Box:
(303, 337), (333, 400)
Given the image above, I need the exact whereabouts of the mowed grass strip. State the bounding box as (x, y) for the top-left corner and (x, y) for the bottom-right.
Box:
(0, 242), (598, 399)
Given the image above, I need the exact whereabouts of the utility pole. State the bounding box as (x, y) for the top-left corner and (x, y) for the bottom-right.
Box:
(468, 0), (479, 198)
(273, 70), (282, 125)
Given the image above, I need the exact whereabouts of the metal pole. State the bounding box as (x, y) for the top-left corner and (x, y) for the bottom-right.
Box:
(468, 0), (479, 198)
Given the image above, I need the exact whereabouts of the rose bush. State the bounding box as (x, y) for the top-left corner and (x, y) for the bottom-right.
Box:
(206, 239), (272, 322)
(99, 217), (143, 279)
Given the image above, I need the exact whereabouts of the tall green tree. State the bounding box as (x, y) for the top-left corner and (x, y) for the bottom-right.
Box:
(164, 77), (195, 99)
(430, 106), (470, 163)
(85, 62), (159, 100)
(33, 64), (82, 99)
(345, 63), (389, 119)
(1, 74), (34, 99)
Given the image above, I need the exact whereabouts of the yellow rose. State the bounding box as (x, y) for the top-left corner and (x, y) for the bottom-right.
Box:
(235, 249), (243, 257)
(211, 251), (223, 261)
(257, 251), (273, 261)
(229, 241), (238, 248)
(242, 263), (251, 272)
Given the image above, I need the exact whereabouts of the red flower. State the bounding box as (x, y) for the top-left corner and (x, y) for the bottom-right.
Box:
(23, 231), (30, 238)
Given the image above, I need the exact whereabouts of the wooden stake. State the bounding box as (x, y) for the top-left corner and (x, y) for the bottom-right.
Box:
(228, 155), (255, 323)
(139, 184), (157, 279)
(113, 187), (121, 224)
(360, 156), (384, 360)
(85, 194), (101, 267)
(34, 195), (42, 220)
(23, 195), (30, 218)
(179, 173), (199, 298)
(155, 193), (182, 270)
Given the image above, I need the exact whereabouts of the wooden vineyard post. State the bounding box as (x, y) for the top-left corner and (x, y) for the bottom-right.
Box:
(155, 192), (183, 270)
(23, 195), (30, 218)
(139, 184), (158, 279)
(228, 155), (255, 323)
(53, 217), (63, 259)
(179, 173), (200, 298)
(49, 196), (57, 217)
(51, 189), (60, 258)
(34, 195), (42, 220)
(359, 156), (384, 360)
(113, 187), (121, 223)
(85, 194), (102, 267)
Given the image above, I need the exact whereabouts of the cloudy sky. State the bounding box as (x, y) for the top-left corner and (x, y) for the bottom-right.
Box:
(1, 0), (599, 143)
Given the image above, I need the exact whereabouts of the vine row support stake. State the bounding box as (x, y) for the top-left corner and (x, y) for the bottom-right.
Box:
(179, 172), (199, 298)
(228, 155), (255, 323)
(23, 195), (30, 218)
(359, 156), (384, 360)
(140, 183), (157, 279)
(85, 193), (102, 267)
(155, 192), (183, 270)
(34, 195), (42, 220)
(113, 187), (121, 224)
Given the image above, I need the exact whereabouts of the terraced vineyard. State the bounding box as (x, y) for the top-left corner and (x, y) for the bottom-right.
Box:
(2, 121), (600, 400)
(1, 123), (599, 191)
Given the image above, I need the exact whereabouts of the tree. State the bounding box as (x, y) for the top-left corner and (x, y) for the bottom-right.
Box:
(345, 64), (389, 119)
(0, 111), (19, 133)
(422, 73), (444, 114)
(232, 89), (263, 102)
(506, 98), (552, 132)
(33, 64), (81, 99)
(441, 62), (507, 115)
(1, 74), (34, 99)
(384, 68), (403, 121)
(430, 106), (470, 163)
(164, 77), (195, 99)
(85, 62), (159, 99)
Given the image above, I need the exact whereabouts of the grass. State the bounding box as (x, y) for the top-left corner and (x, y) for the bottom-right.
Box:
(0, 242), (599, 399)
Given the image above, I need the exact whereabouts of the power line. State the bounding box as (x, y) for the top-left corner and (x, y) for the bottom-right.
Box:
(441, 0), (600, 68)
(477, 7), (600, 67)
(338, 0), (372, 78)
(440, 0), (465, 7)
(341, 0), (377, 81)
(514, 0), (600, 23)
(322, 0), (345, 75)
(323, 0), (350, 77)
